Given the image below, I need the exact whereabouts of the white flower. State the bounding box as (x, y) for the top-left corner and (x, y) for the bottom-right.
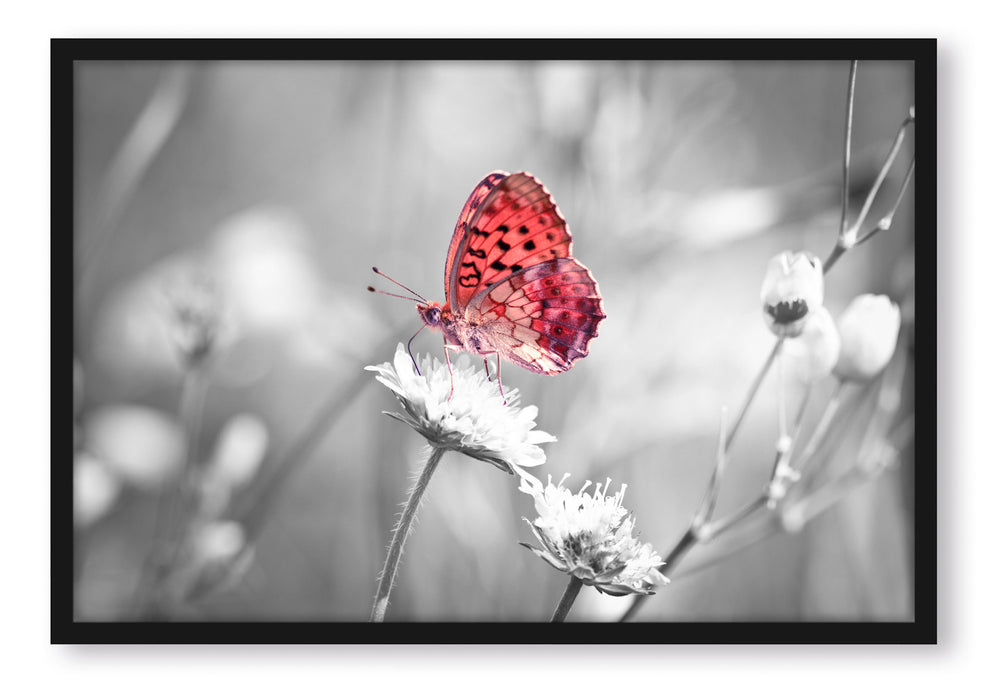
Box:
(761, 251), (824, 337)
(519, 473), (669, 596)
(782, 306), (841, 384)
(834, 294), (901, 382)
(366, 344), (556, 474)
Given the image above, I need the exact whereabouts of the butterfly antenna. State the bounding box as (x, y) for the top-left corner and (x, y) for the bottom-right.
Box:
(371, 266), (427, 303)
(366, 286), (423, 303)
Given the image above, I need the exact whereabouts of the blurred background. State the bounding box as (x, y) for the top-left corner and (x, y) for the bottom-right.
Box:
(72, 59), (915, 622)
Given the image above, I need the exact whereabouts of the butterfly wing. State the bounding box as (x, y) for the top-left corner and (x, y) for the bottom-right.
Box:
(466, 257), (605, 374)
(445, 171), (575, 313)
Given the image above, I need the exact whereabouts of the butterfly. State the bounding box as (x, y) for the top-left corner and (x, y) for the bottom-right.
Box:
(373, 171), (604, 395)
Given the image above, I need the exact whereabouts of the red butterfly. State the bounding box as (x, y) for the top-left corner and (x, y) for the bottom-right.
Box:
(373, 171), (604, 395)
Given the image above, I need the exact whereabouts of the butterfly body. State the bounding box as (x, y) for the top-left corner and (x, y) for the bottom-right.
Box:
(417, 300), (495, 355)
(417, 171), (604, 376)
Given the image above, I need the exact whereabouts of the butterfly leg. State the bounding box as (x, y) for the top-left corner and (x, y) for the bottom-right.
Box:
(407, 322), (428, 376)
(444, 345), (455, 401)
(496, 353), (506, 404)
(483, 357), (493, 381)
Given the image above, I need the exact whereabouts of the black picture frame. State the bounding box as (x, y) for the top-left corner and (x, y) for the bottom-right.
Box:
(55, 38), (936, 644)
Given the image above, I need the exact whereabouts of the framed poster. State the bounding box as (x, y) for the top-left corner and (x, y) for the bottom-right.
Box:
(56, 38), (934, 643)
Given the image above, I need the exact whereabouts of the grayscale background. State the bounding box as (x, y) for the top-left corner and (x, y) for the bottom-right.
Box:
(72, 60), (915, 622)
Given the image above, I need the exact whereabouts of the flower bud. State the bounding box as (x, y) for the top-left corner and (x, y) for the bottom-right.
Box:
(167, 274), (224, 367)
(833, 294), (901, 382)
(761, 251), (824, 337)
(782, 307), (841, 384)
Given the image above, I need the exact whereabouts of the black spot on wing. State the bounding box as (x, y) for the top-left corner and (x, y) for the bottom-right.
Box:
(459, 262), (481, 288)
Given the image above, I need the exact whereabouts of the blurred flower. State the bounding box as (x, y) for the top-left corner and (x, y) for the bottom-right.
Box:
(209, 206), (385, 370)
(782, 307), (841, 384)
(366, 344), (556, 475)
(834, 294), (901, 382)
(181, 520), (255, 600)
(534, 62), (597, 142)
(761, 251), (824, 337)
(166, 273), (225, 367)
(84, 404), (185, 490)
(200, 413), (269, 518)
(92, 255), (236, 385)
(74, 452), (122, 527)
(207, 413), (268, 488)
(209, 207), (321, 334)
(677, 186), (784, 250)
(519, 473), (668, 596)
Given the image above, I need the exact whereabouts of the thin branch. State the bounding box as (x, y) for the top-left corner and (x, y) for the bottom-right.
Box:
(856, 158), (915, 247)
(728, 338), (784, 447)
(839, 60), (858, 239)
(793, 380), (846, 472)
(844, 113), (915, 244)
(705, 496), (768, 541)
(675, 412), (913, 580)
(621, 339), (782, 622)
(694, 407), (729, 528)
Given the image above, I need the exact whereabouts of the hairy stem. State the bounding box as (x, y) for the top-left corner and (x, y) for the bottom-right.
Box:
(371, 446), (446, 622)
(551, 576), (584, 622)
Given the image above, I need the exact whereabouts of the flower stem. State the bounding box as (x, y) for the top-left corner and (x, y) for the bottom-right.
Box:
(846, 113), (914, 242)
(135, 362), (209, 617)
(776, 344), (788, 442)
(707, 495), (768, 540)
(794, 381), (846, 472)
(551, 576), (584, 622)
(728, 337), (783, 447)
(371, 446), (446, 622)
(839, 60), (858, 240)
(695, 407), (729, 528)
(856, 158), (915, 247)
